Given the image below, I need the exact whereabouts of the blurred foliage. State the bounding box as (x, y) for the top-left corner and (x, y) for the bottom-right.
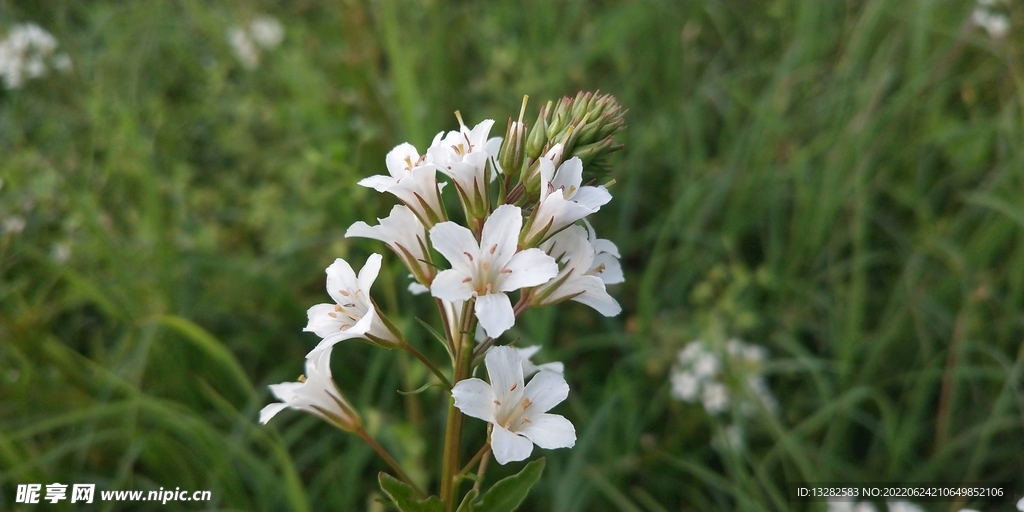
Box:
(2, 0), (1023, 510)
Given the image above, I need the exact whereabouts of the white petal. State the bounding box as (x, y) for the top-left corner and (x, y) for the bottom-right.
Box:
(451, 378), (498, 423)
(429, 221), (478, 273)
(516, 345), (542, 360)
(408, 281), (429, 295)
(551, 157), (583, 193)
(490, 424), (534, 465)
(358, 175), (397, 193)
(430, 269), (475, 301)
(518, 413), (575, 449)
(259, 402), (289, 424)
(570, 186), (611, 210)
(475, 292), (515, 339)
(536, 362), (564, 374)
(304, 303), (344, 338)
(484, 346), (525, 403)
(593, 252), (624, 285)
(570, 276), (622, 316)
(357, 253), (383, 292)
(385, 142), (421, 177)
(498, 248), (558, 292)
(522, 370), (569, 414)
(480, 205), (523, 268)
(325, 258), (360, 304)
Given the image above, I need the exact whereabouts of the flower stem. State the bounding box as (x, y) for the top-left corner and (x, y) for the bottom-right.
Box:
(439, 300), (476, 510)
(472, 446), (491, 493)
(402, 341), (452, 388)
(356, 427), (425, 498)
(457, 442), (490, 478)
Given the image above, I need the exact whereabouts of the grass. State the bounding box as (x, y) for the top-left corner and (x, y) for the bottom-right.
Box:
(1, 0), (1023, 510)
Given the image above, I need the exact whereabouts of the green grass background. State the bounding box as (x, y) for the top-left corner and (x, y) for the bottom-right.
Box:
(2, 1), (1023, 510)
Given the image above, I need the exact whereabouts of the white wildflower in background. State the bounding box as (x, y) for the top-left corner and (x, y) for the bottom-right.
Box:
(887, 501), (925, 512)
(260, 346), (361, 432)
(670, 338), (777, 417)
(227, 14), (284, 69)
(972, 0), (1010, 38)
(305, 253), (401, 361)
(1018, 496), (1024, 511)
(826, 499), (878, 512)
(0, 23), (70, 90)
(451, 346), (575, 465)
(248, 15), (284, 48)
(2, 216), (26, 235)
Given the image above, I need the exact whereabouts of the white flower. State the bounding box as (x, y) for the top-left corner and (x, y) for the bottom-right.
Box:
(2, 216), (26, 234)
(427, 118), (502, 216)
(521, 151), (611, 246)
(1017, 496), (1024, 511)
(958, 509), (981, 512)
(972, 8), (1010, 38)
(305, 253), (399, 361)
(451, 346), (575, 465)
(584, 220), (624, 285)
(701, 382), (729, 414)
(249, 15), (284, 48)
(359, 143), (446, 227)
(826, 500), (877, 512)
(886, 501), (924, 512)
(670, 370), (699, 401)
(531, 225), (621, 316)
(692, 352), (720, 379)
(346, 204), (434, 286)
(260, 346), (361, 431)
(516, 345), (564, 377)
(0, 23), (61, 89)
(429, 205), (558, 338)
(228, 26), (259, 69)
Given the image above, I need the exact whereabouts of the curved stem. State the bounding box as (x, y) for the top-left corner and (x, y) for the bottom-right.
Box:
(402, 341), (451, 388)
(357, 427), (425, 498)
(472, 446), (491, 494)
(457, 442), (490, 479)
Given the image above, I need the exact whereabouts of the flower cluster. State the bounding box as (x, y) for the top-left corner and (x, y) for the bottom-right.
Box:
(227, 15), (284, 69)
(972, 0), (1010, 38)
(261, 93), (625, 507)
(670, 338), (777, 416)
(0, 23), (71, 90)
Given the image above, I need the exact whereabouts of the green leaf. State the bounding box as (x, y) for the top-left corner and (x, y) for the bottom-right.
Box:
(396, 381), (439, 396)
(455, 489), (478, 512)
(378, 472), (444, 512)
(474, 458), (545, 512)
(415, 316), (455, 363)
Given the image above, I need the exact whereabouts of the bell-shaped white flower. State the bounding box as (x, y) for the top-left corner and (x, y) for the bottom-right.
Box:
(305, 254), (399, 361)
(516, 345), (564, 377)
(359, 143), (446, 227)
(584, 220), (624, 285)
(521, 152), (611, 247)
(429, 205), (558, 338)
(428, 118), (502, 219)
(451, 346), (576, 465)
(259, 346), (361, 432)
(530, 225), (621, 316)
(346, 205), (434, 287)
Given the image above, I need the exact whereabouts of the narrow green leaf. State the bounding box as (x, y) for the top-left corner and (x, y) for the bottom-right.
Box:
(378, 472), (444, 512)
(455, 488), (478, 512)
(147, 314), (254, 397)
(474, 458), (545, 512)
(397, 381), (439, 396)
(415, 316), (455, 363)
